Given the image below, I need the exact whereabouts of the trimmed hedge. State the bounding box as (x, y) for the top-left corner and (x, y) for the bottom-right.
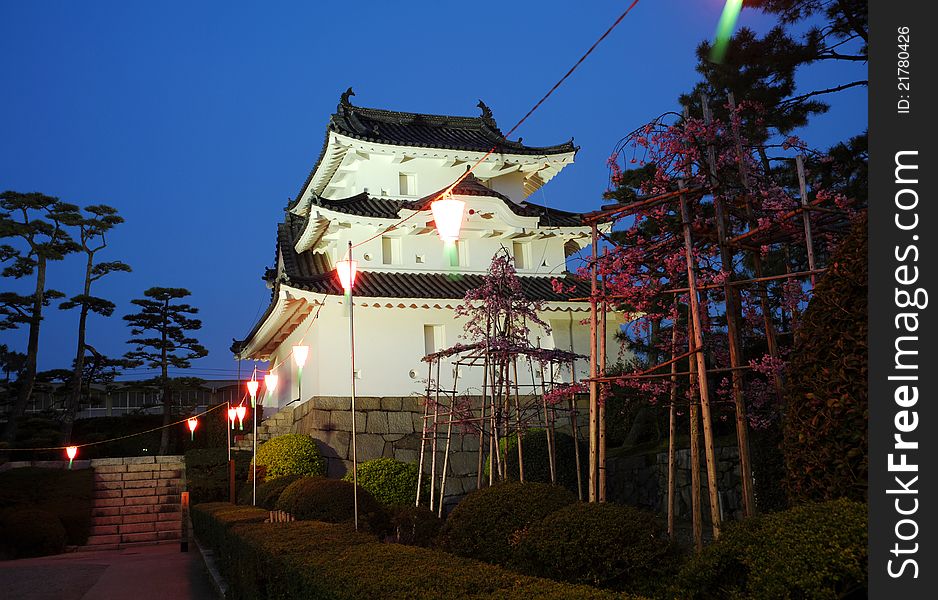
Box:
(275, 477), (387, 533)
(388, 505), (442, 547)
(783, 215), (868, 502)
(239, 474), (305, 509)
(185, 448), (253, 504)
(517, 502), (675, 593)
(343, 457), (426, 507)
(672, 499), (867, 598)
(440, 481), (576, 567)
(0, 467), (93, 546)
(254, 434), (326, 480)
(0, 508), (67, 559)
(192, 503), (630, 599)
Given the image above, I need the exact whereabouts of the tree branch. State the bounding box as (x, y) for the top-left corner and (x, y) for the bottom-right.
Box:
(780, 80), (868, 106)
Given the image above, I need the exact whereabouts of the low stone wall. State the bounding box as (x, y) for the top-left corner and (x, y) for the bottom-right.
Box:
(288, 395), (590, 508)
(607, 445), (743, 521)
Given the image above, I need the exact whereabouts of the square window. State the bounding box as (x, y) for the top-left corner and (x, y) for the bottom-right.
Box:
(399, 173), (416, 196)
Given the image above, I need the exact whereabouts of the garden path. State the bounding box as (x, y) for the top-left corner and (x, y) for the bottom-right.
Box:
(0, 542), (216, 600)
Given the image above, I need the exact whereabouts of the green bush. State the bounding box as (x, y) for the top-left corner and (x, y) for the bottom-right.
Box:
(254, 434), (326, 480)
(388, 505), (442, 547)
(783, 215), (867, 502)
(673, 499), (867, 599)
(343, 457), (426, 507)
(440, 481), (576, 566)
(276, 477), (387, 533)
(185, 448), (253, 504)
(0, 508), (67, 558)
(0, 467), (93, 545)
(517, 502), (675, 593)
(191, 502), (628, 599)
(239, 474), (305, 509)
(487, 429), (586, 496)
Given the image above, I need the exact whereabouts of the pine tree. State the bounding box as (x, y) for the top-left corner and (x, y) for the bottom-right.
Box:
(0, 192), (81, 442)
(60, 205), (131, 441)
(124, 287), (208, 454)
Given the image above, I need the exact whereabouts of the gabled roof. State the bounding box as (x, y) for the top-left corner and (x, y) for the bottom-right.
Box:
(308, 173), (589, 227)
(331, 89), (576, 156)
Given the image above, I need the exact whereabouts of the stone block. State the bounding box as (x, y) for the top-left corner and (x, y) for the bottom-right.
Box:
(90, 458), (124, 467)
(121, 505), (154, 515)
(447, 452), (478, 478)
(121, 471), (153, 481)
(330, 410), (366, 432)
(120, 522), (155, 534)
(355, 397), (381, 410)
(301, 410), (333, 430)
(95, 490), (124, 500)
(124, 496), (159, 506)
(94, 481), (123, 491)
(412, 412), (428, 432)
(123, 487), (158, 498)
(380, 397), (402, 411)
(157, 486), (181, 496)
(315, 430), (351, 460)
(93, 472), (123, 482)
(123, 479), (158, 489)
(127, 463), (158, 473)
(90, 525), (119, 535)
(394, 449), (419, 464)
(93, 465), (127, 474)
(93, 498), (125, 508)
(156, 455), (185, 463)
(156, 504), (181, 514)
(85, 534), (121, 545)
(122, 532), (160, 544)
(122, 513), (159, 524)
(93, 516), (122, 526)
(158, 512), (183, 521)
(92, 507), (121, 517)
(392, 432), (423, 452)
(160, 462), (184, 470)
(400, 397), (422, 412)
(157, 469), (182, 479)
(386, 412), (414, 435)
(355, 434), (385, 461)
(316, 396), (351, 411)
(123, 456), (157, 465)
(158, 494), (181, 504)
(365, 412), (389, 434)
(155, 520), (181, 533)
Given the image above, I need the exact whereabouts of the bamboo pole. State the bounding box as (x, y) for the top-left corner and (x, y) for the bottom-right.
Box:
(588, 223), (599, 502)
(512, 359), (525, 483)
(477, 349), (489, 490)
(416, 361), (433, 507)
(688, 315), (703, 553)
(599, 247), (608, 503)
(679, 181), (722, 539)
(667, 315), (679, 539)
(701, 94), (755, 518)
(429, 359), (441, 512)
(438, 364), (458, 517)
(795, 155), (817, 287)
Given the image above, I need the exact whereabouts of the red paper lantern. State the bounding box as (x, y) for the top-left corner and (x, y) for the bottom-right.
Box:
(335, 259), (358, 293)
(431, 196), (466, 242)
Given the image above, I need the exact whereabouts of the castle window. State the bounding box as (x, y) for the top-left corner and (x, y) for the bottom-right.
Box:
(513, 241), (531, 269)
(424, 324), (444, 356)
(399, 173), (416, 196)
(382, 236), (401, 265)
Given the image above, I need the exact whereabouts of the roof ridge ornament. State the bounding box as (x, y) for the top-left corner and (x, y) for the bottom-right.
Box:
(477, 99), (494, 121)
(339, 87), (356, 109)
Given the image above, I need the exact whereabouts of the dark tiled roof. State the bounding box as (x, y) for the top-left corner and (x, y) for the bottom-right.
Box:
(310, 173), (587, 227)
(289, 270), (590, 302)
(331, 89), (576, 156)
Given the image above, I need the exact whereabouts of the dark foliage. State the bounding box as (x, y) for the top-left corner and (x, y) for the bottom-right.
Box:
(783, 215), (867, 502)
(440, 481), (576, 567)
(672, 499), (867, 599)
(750, 425), (788, 512)
(491, 429), (586, 496)
(0, 467), (93, 545)
(387, 505), (442, 548)
(239, 473), (305, 509)
(344, 457), (426, 508)
(191, 502), (625, 599)
(0, 508), (67, 559)
(184, 448), (252, 505)
(517, 502), (676, 594)
(275, 477), (387, 534)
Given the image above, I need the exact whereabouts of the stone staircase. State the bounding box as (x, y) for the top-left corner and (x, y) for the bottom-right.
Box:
(234, 406), (296, 451)
(84, 456), (185, 550)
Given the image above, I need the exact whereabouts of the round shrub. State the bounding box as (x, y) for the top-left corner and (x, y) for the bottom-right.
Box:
(440, 481), (576, 566)
(486, 429), (586, 496)
(388, 505), (442, 547)
(343, 457), (426, 507)
(238, 473), (307, 509)
(517, 502), (673, 592)
(0, 508), (67, 558)
(275, 477), (387, 533)
(673, 499), (867, 599)
(254, 434), (326, 480)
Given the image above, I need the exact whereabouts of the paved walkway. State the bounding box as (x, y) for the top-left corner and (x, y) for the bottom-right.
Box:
(0, 543), (217, 600)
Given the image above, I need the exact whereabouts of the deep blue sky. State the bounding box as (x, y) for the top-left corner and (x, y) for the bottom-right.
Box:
(0, 1), (866, 381)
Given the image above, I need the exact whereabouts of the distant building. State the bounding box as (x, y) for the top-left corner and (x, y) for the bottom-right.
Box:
(232, 91), (619, 410)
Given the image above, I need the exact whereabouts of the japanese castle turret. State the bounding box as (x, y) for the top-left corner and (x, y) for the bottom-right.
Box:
(232, 90), (619, 410)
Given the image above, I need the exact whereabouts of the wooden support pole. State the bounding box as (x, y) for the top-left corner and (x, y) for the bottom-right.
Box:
(416, 361), (432, 507)
(598, 247), (608, 503)
(795, 155), (817, 287)
(228, 459), (236, 504)
(588, 223), (599, 503)
(667, 316), (679, 539)
(687, 315), (703, 553)
(679, 183), (722, 539)
(701, 94), (755, 518)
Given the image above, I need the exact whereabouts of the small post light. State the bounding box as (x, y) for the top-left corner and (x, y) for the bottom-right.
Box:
(246, 378), (259, 408)
(66, 446), (78, 469)
(228, 406), (238, 430)
(236, 405), (247, 430)
(187, 417), (198, 441)
(431, 195), (466, 242)
(335, 258), (358, 293)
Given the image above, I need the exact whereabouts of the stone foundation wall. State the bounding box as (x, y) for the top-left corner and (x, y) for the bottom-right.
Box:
(607, 446), (743, 521)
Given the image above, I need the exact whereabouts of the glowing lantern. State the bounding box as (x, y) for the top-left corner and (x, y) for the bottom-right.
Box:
(247, 378), (259, 407)
(264, 373), (279, 394)
(293, 345), (309, 368)
(236, 405), (247, 430)
(66, 446), (78, 469)
(335, 259), (358, 293)
(187, 417), (198, 441)
(431, 196), (466, 242)
(228, 406), (238, 430)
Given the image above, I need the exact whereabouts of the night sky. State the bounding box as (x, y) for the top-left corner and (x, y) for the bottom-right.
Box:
(0, 1), (866, 381)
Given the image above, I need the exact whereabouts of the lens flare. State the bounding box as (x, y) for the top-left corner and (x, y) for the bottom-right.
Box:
(711, 0), (743, 63)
